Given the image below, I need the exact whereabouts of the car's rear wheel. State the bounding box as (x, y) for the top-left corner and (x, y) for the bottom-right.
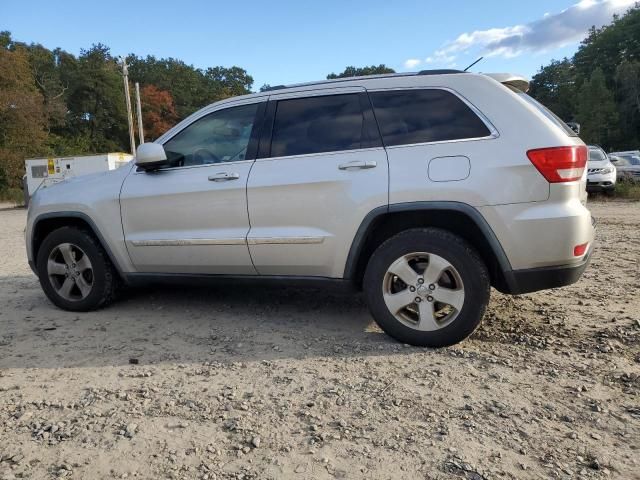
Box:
(363, 228), (490, 347)
(36, 227), (118, 311)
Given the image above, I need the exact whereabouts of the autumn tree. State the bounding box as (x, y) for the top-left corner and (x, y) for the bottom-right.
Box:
(0, 36), (48, 188)
(140, 85), (179, 140)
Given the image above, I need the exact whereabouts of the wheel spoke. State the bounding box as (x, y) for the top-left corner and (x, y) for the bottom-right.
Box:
(58, 244), (75, 267)
(417, 301), (440, 331)
(388, 257), (419, 286)
(58, 277), (75, 299)
(47, 259), (67, 276)
(383, 289), (416, 315)
(433, 287), (465, 311)
(75, 255), (92, 272)
(422, 255), (449, 285)
(75, 275), (92, 298)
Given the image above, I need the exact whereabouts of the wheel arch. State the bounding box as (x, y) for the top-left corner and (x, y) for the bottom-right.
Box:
(344, 202), (515, 293)
(31, 212), (124, 276)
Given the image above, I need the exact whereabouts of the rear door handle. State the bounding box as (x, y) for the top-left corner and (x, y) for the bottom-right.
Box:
(338, 160), (377, 170)
(208, 172), (240, 182)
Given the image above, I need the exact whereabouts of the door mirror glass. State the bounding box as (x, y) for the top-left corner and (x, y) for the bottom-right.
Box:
(135, 143), (168, 170)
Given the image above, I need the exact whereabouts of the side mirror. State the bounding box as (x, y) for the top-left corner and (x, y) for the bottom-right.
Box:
(567, 122), (581, 135)
(135, 143), (168, 170)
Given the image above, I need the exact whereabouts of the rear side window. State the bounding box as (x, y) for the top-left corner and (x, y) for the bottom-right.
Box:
(369, 89), (491, 147)
(270, 94), (365, 157)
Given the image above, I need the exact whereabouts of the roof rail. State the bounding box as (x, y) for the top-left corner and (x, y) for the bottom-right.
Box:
(261, 84), (287, 92)
(417, 69), (465, 76)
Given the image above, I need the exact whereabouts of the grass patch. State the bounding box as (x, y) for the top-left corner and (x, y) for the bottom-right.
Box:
(614, 179), (640, 200)
(0, 188), (25, 206)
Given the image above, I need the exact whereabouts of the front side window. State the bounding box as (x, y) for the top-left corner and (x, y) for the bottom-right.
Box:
(270, 94), (365, 157)
(369, 89), (492, 147)
(163, 103), (258, 168)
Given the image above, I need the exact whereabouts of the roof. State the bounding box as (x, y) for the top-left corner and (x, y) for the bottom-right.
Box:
(261, 69), (466, 92)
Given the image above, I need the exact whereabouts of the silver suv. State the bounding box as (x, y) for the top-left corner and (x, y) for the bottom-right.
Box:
(26, 70), (595, 347)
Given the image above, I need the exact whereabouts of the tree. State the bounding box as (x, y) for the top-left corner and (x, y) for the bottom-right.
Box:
(575, 68), (620, 149)
(140, 85), (179, 140)
(528, 59), (577, 122)
(615, 60), (640, 149)
(61, 44), (129, 153)
(0, 38), (48, 188)
(327, 65), (395, 79)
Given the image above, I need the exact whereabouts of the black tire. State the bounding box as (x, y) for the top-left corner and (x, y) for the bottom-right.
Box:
(36, 226), (118, 312)
(363, 228), (490, 347)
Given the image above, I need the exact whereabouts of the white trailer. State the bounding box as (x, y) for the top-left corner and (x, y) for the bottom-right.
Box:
(24, 153), (133, 202)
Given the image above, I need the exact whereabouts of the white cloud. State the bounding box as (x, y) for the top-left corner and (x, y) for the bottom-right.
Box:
(406, 0), (635, 68)
(404, 58), (422, 69)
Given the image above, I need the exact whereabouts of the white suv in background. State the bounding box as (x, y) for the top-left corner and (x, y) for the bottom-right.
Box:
(586, 145), (616, 194)
(25, 70), (595, 347)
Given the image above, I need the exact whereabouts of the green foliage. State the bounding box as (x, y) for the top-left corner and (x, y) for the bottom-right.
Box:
(530, 5), (640, 150)
(0, 187), (25, 205)
(327, 65), (395, 79)
(575, 68), (620, 149)
(613, 178), (640, 200)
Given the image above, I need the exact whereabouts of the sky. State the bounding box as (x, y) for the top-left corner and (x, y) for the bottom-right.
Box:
(1, 0), (636, 89)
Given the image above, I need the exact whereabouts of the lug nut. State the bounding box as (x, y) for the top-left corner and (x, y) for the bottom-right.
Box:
(429, 284), (436, 290)
(409, 286), (416, 292)
(427, 296), (434, 302)
(415, 297), (421, 303)
(418, 278), (424, 284)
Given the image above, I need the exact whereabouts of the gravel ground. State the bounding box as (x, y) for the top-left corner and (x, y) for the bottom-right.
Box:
(0, 201), (638, 480)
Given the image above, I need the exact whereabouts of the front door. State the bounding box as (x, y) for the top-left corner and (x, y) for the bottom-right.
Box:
(120, 101), (263, 274)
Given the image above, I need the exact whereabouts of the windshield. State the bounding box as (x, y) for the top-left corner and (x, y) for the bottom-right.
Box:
(588, 148), (607, 162)
(511, 89), (578, 137)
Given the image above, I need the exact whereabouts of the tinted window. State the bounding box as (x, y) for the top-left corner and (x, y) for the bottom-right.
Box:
(511, 89), (578, 137)
(369, 89), (491, 147)
(270, 94), (364, 157)
(163, 103), (258, 168)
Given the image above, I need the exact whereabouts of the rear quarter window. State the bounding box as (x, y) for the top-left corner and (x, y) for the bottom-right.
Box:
(369, 89), (492, 147)
(512, 89), (578, 137)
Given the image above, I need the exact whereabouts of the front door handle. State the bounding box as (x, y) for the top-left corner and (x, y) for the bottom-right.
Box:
(208, 172), (240, 182)
(338, 160), (377, 171)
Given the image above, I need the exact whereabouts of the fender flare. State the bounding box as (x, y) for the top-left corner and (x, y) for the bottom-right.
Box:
(31, 211), (125, 275)
(343, 201), (517, 291)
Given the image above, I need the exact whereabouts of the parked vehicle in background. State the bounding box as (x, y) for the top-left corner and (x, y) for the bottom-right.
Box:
(586, 146), (616, 194)
(24, 70), (595, 347)
(609, 152), (640, 181)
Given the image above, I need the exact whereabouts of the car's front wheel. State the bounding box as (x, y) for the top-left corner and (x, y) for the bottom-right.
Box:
(363, 228), (490, 347)
(36, 227), (118, 311)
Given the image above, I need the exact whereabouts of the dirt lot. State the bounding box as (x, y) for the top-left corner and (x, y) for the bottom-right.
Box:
(0, 201), (638, 480)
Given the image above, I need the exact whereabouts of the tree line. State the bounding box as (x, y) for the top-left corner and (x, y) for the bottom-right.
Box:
(528, 4), (640, 151)
(1, 4), (638, 193)
(0, 33), (254, 190)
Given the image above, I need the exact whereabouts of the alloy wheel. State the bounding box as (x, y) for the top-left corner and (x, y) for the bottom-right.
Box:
(47, 243), (94, 301)
(382, 252), (465, 331)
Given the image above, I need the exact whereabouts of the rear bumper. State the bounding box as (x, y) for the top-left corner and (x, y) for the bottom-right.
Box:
(503, 246), (592, 294)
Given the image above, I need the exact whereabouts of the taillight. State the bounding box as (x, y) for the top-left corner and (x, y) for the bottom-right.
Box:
(526, 146), (587, 183)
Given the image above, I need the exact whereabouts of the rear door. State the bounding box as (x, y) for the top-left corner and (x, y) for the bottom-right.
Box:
(246, 88), (388, 278)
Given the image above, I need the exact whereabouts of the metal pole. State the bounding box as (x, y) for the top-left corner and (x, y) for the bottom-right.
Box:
(135, 82), (144, 144)
(120, 57), (136, 155)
